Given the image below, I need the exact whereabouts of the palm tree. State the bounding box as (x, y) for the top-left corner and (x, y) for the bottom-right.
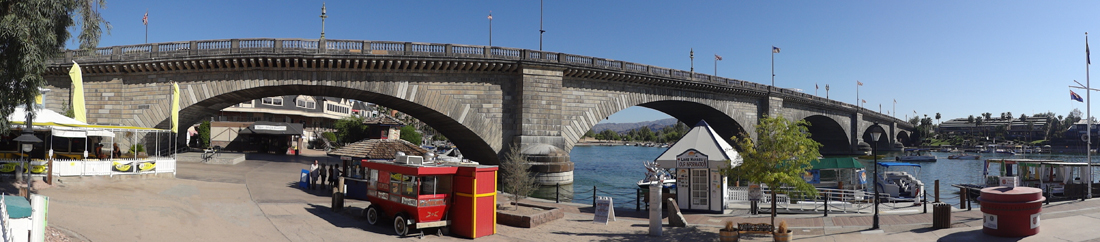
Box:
(936, 113), (941, 124)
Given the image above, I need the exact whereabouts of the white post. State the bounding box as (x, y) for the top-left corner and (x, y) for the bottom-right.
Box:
(649, 183), (662, 236)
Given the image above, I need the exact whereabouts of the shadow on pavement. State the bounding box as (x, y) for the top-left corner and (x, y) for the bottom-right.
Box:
(304, 203), (455, 239)
(551, 226), (716, 241)
(937, 229), (1026, 242)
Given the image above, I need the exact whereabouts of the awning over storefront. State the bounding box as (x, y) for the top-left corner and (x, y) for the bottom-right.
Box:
(239, 121), (304, 135)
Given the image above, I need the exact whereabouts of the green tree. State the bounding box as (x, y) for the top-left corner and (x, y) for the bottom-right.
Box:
(333, 116), (367, 144)
(499, 144), (538, 210)
(0, 0), (110, 133)
(935, 113), (941, 124)
(399, 125), (422, 145)
(726, 115), (821, 226)
(198, 120), (211, 148)
(583, 130), (595, 138)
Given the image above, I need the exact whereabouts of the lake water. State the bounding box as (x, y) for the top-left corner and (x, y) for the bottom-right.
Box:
(533, 145), (1100, 209)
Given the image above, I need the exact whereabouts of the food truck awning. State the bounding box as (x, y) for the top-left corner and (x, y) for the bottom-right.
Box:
(810, 157), (864, 170)
(654, 120), (742, 169)
(239, 121), (304, 135)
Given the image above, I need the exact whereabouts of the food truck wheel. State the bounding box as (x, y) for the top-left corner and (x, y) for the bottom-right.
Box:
(394, 213), (410, 236)
(365, 206), (381, 225)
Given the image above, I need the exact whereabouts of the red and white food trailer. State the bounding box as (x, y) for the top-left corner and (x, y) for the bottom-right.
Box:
(359, 158), (498, 239)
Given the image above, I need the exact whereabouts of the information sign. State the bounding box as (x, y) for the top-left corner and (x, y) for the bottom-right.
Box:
(593, 196), (616, 224)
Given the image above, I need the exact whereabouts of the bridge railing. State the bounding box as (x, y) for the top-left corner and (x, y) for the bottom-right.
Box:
(55, 38), (912, 128)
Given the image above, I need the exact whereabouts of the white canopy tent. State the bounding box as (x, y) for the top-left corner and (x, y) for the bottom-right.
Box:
(654, 120), (742, 212)
(7, 107), (114, 138)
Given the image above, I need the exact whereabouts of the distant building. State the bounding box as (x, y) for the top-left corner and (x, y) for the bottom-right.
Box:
(205, 95), (377, 151)
(937, 116), (1050, 141)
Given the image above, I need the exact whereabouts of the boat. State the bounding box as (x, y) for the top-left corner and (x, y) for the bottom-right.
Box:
(807, 157), (866, 190)
(875, 162), (925, 205)
(947, 153), (981, 160)
(895, 148), (936, 162)
(954, 159), (1096, 202)
(637, 161), (676, 189)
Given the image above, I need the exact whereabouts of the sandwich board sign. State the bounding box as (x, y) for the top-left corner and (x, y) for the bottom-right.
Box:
(593, 196), (616, 224)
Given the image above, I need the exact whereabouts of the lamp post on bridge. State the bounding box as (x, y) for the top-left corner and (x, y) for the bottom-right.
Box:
(320, 3), (327, 39)
(869, 125), (883, 230)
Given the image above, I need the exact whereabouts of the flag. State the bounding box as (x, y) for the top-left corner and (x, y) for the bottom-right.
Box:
(1072, 90), (1085, 102)
(862, 99), (866, 103)
(69, 62), (86, 123)
(715, 54), (722, 61)
(857, 81), (863, 86)
(816, 83), (819, 90)
(893, 99), (897, 104)
(171, 82), (180, 133)
(772, 46), (781, 53)
(1088, 35), (1091, 65)
(143, 11), (148, 25)
(488, 12), (492, 20)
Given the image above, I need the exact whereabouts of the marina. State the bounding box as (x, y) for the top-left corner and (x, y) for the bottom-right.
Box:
(558, 146), (1100, 211)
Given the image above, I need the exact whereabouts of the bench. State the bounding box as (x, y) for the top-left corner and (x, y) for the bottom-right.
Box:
(737, 223), (774, 234)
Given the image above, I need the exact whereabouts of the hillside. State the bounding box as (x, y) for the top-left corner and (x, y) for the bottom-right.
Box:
(591, 118), (678, 133)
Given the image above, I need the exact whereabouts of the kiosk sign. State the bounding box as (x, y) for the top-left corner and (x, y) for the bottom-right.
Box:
(676, 149), (709, 168)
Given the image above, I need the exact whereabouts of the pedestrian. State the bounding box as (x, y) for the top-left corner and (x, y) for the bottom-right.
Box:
(329, 165), (338, 189)
(320, 164), (328, 190)
(310, 160), (319, 190)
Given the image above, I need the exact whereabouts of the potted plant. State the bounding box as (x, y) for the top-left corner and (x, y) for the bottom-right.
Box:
(773, 220), (792, 242)
(719, 221), (739, 242)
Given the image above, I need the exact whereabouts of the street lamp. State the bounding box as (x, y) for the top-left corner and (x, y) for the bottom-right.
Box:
(869, 125), (882, 230)
(14, 128), (41, 184)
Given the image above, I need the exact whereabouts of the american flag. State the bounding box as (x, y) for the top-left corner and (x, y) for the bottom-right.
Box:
(715, 54), (722, 61)
(857, 81), (863, 86)
(143, 11), (148, 25)
(862, 99), (866, 103)
(488, 12), (493, 20)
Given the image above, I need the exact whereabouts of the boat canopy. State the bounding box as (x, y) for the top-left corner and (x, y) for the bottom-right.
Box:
(810, 157), (864, 170)
(877, 162), (921, 168)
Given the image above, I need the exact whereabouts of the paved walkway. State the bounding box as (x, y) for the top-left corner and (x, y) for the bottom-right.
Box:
(27, 151), (1100, 241)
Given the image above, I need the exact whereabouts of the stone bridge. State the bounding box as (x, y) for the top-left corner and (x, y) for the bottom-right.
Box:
(42, 38), (914, 185)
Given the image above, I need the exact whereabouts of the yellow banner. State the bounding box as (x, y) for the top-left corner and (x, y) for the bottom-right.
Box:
(171, 82), (180, 133)
(68, 62), (86, 123)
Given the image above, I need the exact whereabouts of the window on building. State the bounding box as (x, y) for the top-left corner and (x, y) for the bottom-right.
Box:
(261, 97), (284, 106)
(295, 96), (316, 109)
(237, 100), (254, 108)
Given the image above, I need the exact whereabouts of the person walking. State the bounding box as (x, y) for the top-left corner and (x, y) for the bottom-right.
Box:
(329, 165), (339, 189)
(310, 160), (320, 190)
(319, 164), (328, 191)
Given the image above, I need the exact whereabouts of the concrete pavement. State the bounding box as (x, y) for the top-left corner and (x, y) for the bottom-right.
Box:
(29, 150), (1100, 241)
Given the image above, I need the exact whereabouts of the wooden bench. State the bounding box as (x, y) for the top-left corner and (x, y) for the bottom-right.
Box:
(737, 223), (774, 234)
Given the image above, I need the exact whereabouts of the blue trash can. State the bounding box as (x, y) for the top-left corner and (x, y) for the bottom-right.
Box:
(299, 169), (309, 189)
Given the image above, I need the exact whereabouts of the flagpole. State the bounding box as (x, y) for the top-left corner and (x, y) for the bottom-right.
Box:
(1088, 32), (1093, 200)
(714, 56), (717, 77)
(856, 81), (860, 109)
(144, 10), (148, 44)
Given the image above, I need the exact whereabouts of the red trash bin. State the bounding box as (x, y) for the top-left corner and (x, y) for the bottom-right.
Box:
(978, 186), (1045, 237)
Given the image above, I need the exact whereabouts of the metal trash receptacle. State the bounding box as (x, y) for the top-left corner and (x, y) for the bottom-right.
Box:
(932, 202), (951, 229)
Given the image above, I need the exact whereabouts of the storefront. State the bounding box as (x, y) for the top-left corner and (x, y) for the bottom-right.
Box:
(655, 121), (741, 213)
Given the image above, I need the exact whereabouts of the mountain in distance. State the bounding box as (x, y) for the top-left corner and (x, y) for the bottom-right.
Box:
(591, 118), (678, 133)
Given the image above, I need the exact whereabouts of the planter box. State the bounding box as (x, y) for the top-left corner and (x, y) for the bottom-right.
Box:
(496, 202), (564, 228)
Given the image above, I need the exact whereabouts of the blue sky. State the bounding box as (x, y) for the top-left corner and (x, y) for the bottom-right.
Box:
(79, 0), (1100, 124)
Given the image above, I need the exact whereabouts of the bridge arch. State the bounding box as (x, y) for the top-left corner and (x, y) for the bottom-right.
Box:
(861, 124), (892, 151)
(561, 95), (751, 150)
(801, 115), (851, 155)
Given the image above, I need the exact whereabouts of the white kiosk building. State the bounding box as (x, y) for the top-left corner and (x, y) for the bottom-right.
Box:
(655, 121), (742, 213)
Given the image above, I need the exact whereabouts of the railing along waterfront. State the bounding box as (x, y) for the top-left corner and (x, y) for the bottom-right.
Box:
(54, 38), (910, 127)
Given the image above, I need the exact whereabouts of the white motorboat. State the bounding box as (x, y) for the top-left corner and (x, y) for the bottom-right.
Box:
(875, 162), (925, 205)
(637, 161), (676, 189)
(895, 148), (937, 162)
(947, 153), (981, 160)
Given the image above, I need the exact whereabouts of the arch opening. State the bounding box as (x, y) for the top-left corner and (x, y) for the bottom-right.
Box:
(802, 115), (850, 155)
